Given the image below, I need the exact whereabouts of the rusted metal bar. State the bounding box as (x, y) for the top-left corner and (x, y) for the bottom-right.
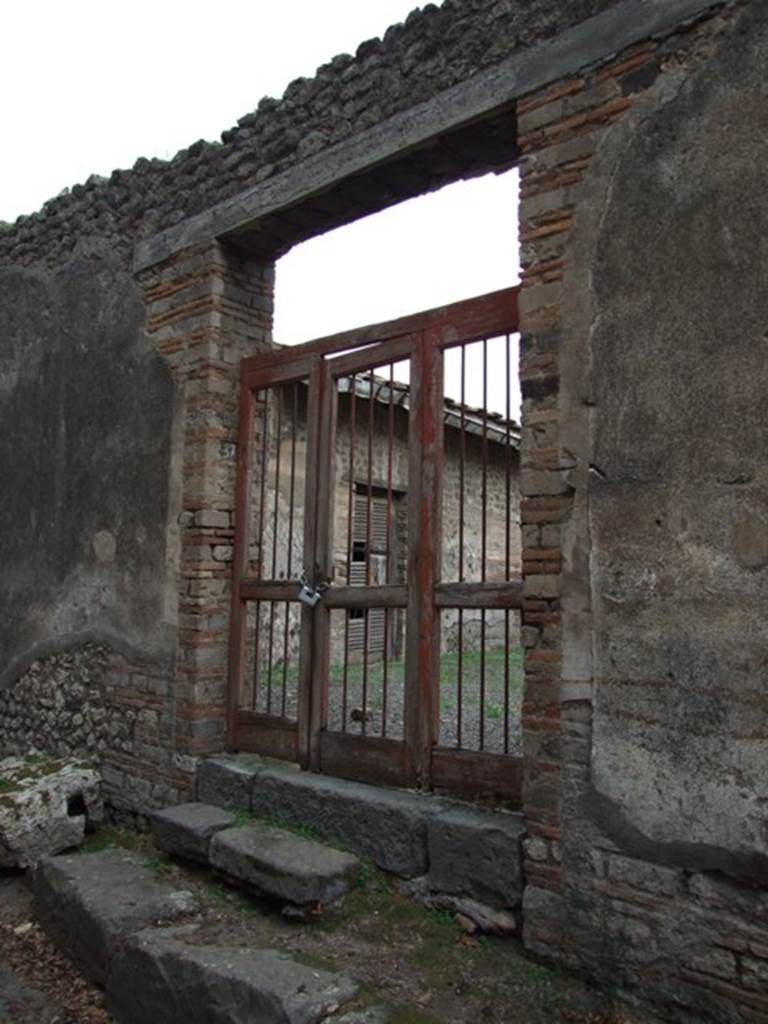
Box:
(319, 731), (407, 789)
(404, 329), (443, 787)
(243, 355), (316, 392)
(434, 581), (523, 608)
(457, 344), (466, 749)
(328, 335), (414, 379)
(232, 710), (299, 763)
(342, 373), (357, 732)
(382, 361), (395, 737)
(296, 356), (323, 769)
(241, 287), (519, 377)
(309, 360), (336, 770)
(253, 391), (271, 709)
(282, 383), (299, 717)
(241, 580), (300, 602)
(479, 338), (489, 751)
(361, 369), (375, 735)
(505, 333), (512, 752)
(431, 748), (523, 804)
(265, 391), (284, 715)
(227, 377), (255, 747)
(325, 585), (408, 608)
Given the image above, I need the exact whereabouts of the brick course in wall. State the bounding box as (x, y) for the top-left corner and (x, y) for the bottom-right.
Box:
(516, 6), (768, 1021)
(138, 242), (274, 766)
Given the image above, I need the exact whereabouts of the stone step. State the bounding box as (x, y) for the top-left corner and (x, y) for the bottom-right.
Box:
(32, 848), (361, 1024)
(209, 822), (361, 909)
(106, 924), (358, 1024)
(196, 756), (525, 920)
(33, 848), (199, 985)
(149, 801), (361, 910)
(150, 801), (236, 864)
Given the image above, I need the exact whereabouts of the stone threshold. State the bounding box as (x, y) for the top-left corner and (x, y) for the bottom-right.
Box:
(196, 754), (524, 927)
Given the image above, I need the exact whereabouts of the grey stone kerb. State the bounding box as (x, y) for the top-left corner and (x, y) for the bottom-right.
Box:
(133, 0), (723, 273)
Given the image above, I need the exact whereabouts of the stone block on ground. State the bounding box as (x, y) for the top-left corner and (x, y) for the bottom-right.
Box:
(196, 754), (265, 810)
(248, 764), (440, 877)
(0, 756), (103, 868)
(33, 849), (198, 985)
(400, 876), (518, 935)
(105, 925), (358, 1024)
(426, 806), (524, 909)
(150, 802), (235, 863)
(209, 823), (360, 908)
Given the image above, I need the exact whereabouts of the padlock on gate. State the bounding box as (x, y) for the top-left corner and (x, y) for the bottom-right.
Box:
(297, 572), (329, 608)
(298, 579), (322, 608)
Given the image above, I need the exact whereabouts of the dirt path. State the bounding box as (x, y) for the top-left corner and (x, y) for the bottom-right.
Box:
(0, 872), (110, 1023)
(2, 830), (637, 1024)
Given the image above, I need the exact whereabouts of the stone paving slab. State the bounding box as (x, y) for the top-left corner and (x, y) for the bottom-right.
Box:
(33, 849), (198, 985)
(150, 802), (235, 864)
(210, 823), (360, 908)
(105, 925), (358, 1024)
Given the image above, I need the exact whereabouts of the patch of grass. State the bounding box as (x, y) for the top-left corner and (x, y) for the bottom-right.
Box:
(261, 816), (324, 843)
(357, 859), (374, 889)
(233, 809), (256, 827)
(427, 908), (457, 929)
(251, 646), (525, 727)
(79, 825), (150, 855)
(146, 852), (174, 878)
(290, 949), (339, 973)
(0, 755), (74, 793)
(389, 1007), (444, 1024)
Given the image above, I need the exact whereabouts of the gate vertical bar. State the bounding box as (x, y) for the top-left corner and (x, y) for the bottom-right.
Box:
(404, 329), (443, 787)
(296, 355), (323, 769)
(309, 360), (337, 772)
(227, 377), (255, 748)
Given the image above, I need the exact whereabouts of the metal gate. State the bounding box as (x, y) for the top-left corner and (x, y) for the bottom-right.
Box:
(227, 288), (523, 801)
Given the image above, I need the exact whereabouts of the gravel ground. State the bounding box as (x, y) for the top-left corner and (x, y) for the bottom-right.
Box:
(1, 832), (638, 1024)
(248, 647), (525, 755)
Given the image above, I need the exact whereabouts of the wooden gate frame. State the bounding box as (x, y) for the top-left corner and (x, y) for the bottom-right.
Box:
(227, 286), (523, 800)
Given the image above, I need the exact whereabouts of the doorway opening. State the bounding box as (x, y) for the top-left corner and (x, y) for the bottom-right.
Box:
(229, 170), (523, 801)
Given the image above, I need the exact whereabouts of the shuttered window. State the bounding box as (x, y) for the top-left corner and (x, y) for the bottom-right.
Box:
(348, 492), (389, 657)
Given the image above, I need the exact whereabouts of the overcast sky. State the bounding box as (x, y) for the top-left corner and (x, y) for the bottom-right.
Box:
(3, 0), (520, 412)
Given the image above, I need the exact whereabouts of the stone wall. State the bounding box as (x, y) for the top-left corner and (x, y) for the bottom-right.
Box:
(516, 2), (768, 1020)
(0, 644), (186, 820)
(3, 1), (767, 1017)
(1, 0), (619, 818)
(0, 0), (620, 274)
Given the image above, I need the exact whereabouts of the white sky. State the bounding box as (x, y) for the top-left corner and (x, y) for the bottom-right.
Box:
(3, 0), (520, 414)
